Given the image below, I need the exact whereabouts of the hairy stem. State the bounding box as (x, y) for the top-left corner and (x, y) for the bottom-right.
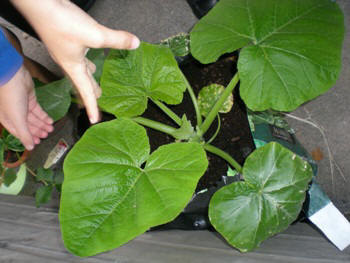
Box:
(204, 144), (242, 174)
(151, 99), (182, 126)
(200, 72), (239, 135)
(132, 117), (177, 138)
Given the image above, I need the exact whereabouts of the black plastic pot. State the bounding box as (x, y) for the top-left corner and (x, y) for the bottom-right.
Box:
(187, 0), (219, 18)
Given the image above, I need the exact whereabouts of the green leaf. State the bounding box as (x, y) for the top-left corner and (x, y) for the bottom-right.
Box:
(171, 115), (195, 141)
(209, 142), (312, 252)
(35, 185), (53, 208)
(60, 119), (208, 257)
(35, 78), (72, 121)
(33, 78), (45, 88)
(86, 48), (106, 84)
(198, 84), (233, 117)
(36, 168), (54, 183)
(53, 170), (64, 185)
(3, 168), (17, 187)
(99, 42), (187, 117)
(247, 109), (294, 134)
(3, 131), (25, 152)
(227, 166), (238, 177)
(190, 0), (344, 111)
(160, 33), (191, 57)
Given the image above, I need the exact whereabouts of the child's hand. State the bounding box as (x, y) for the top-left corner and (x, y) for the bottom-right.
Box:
(11, 0), (140, 124)
(0, 66), (53, 150)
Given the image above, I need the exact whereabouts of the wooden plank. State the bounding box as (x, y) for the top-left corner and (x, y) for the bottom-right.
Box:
(0, 195), (349, 263)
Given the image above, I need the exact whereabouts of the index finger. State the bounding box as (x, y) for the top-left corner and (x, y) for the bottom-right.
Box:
(68, 64), (100, 124)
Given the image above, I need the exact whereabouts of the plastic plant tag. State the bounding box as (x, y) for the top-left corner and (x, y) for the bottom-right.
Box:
(44, 139), (69, 169)
(307, 182), (350, 251)
(247, 110), (350, 251)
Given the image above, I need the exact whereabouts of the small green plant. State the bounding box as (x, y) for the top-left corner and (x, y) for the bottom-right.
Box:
(33, 167), (64, 207)
(0, 127), (64, 205)
(0, 129), (26, 188)
(59, 0), (344, 257)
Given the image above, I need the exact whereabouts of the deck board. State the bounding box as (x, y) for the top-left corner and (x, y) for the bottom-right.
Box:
(0, 195), (349, 263)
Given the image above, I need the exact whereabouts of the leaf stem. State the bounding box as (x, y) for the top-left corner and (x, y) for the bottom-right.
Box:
(200, 72), (239, 135)
(132, 117), (177, 138)
(206, 114), (221, 144)
(204, 143), (242, 174)
(183, 75), (202, 127)
(26, 166), (48, 186)
(151, 99), (182, 126)
(70, 96), (80, 104)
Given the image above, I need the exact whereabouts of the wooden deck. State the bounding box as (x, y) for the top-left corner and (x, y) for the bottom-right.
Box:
(0, 195), (349, 263)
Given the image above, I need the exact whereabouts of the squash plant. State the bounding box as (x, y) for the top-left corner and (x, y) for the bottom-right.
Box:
(59, 0), (344, 257)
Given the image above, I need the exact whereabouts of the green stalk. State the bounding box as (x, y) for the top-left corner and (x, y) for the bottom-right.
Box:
(70, 97), (80, 105)
(204, 144), (242, 174)
(132, 117), (177, 138)
(151, 99), (182, 126)
(200, 72), (239, 135)
(183, 76), (202, 126)
(206, 114), (221, 144)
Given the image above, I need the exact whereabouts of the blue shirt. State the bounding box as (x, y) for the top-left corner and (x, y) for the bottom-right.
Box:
(0, 29), (23, 85)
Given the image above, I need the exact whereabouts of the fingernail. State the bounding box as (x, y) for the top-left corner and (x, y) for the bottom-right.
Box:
(89, 117), (97, 124)
(130, 37), (140, 49)
(47, 118), (54, 124)
(27, 145), (34, 151)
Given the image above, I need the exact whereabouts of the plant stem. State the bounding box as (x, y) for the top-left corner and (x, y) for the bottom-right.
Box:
(204, 143), (242, 174)
(26, 166), (48, 186)
(151, 99), (182, 126)
(200, 72), (239, 135)
(70, 96), (81, 105)
(132, 117), (177, 138)
(183, 76), (202, 127)
(206, 114), (221, 144)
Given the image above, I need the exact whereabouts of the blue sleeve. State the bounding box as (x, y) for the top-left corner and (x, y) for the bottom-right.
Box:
(0, 29), (23, 85)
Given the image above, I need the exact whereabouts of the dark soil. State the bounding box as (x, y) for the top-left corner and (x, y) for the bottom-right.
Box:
(142, 53), (255, 191)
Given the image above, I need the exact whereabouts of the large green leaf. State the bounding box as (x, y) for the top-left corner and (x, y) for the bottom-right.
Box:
(35, 78), (72, 121)
(190, 0), (344, 111)
(60, 119), (208, 257)
(209, 142), (312, 252)
(99, 42), (187, 117)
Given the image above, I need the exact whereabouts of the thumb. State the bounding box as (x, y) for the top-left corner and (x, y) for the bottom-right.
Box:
(98, 26), (140, 50)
